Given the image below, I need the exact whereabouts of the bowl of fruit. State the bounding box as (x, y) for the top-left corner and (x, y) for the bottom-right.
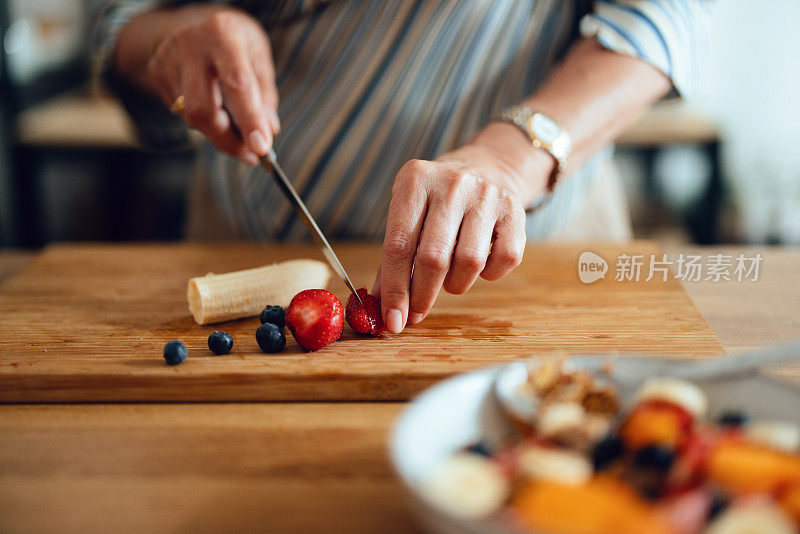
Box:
(390, 350), (800, 534)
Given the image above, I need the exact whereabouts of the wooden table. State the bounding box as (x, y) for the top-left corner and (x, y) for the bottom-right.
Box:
(1, 245), (798, 534)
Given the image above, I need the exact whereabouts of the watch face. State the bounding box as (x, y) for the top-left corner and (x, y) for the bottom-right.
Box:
(551, 135), (571, 160)
(529, 113), (560, 145)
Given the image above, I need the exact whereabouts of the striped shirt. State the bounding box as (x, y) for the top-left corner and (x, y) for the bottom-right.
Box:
(96, 0), (714, 241)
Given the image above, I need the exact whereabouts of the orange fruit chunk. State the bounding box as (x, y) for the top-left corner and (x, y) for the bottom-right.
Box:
(619, 401), (692, 450)
(708, 439), (800, 494)
(779, 484), (800, 524)
(512, 477), (671, 534)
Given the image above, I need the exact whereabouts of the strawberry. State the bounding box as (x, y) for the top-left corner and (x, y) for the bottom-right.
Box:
(658, 487), (712, 534)
(667, 426), (720, 491)
(286, 289), (344, 351)
(345, 288), (384, 337)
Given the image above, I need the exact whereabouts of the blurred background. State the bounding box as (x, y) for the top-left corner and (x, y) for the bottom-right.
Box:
(1, 0), (798, 248)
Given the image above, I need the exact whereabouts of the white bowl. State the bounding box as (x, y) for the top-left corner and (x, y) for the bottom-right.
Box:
(390, 362), (800, 534)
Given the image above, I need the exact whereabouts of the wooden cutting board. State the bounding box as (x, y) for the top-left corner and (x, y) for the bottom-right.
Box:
(0, 242), (722, 402)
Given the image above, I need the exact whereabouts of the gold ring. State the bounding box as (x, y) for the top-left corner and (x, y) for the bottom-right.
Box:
(169, 95), (186, 115)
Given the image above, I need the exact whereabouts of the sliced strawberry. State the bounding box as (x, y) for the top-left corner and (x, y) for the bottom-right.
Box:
(668, 426), (721, 491)
(658, 487), (712, 534)
(345, 287), (384, 337)
(493, 447), (520, 480)
(286, 289), (344, 351)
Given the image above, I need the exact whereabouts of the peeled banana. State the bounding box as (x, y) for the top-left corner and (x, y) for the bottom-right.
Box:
(421, 452), (510, 519)
(187, 259), (331, 325)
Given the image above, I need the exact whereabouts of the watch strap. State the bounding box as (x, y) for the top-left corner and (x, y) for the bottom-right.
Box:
(495, 106), (569, 194)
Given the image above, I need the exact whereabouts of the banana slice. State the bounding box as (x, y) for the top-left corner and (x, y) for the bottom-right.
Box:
(421, 452), (510, 519)
(704, 503), (795, 534)
(517, 445), (592, 486)
(187, 259), (330, 325)
(747, 421), (800, 452)
(636, 377), (708, 419)
(537, 402), (587, 438)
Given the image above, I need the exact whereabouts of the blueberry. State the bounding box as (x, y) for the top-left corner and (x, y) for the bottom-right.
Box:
(628, 445), (675, 501)
(163, 340), (187, 365)
(636, 483), (663, 501)
(260, 305), (286, 328)
(592, 435), (626, 471)
(465, 441), (492, 457)
(633, 445), (675, 474)
(256, 323), (286, 353)
(708, 492), (729, 520)
(717, 411), (749, 427)
(208, 331), (233, 355)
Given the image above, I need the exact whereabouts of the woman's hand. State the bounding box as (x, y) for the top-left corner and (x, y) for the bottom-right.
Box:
(115, 5), (279, 164)
(377, 122), (553, 334)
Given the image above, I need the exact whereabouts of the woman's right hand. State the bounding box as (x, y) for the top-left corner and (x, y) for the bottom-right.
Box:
(115, 5), (279, 164)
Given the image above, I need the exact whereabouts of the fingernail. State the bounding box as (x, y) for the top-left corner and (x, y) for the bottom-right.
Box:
(269, 109), (281, 133)
(386, 308), (403, 334)
(408, 312), (423, 325)
(242, 151), (259, 166)
(248, 130), (270, 155)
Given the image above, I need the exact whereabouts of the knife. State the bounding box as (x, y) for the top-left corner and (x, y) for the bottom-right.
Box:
(260, 148), (363, 305)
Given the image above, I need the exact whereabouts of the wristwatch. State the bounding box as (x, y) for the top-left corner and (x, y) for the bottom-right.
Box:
(496, 106), (572, 194)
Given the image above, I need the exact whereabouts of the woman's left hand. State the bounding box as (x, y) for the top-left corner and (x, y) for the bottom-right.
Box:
(375, 122), (553, 334)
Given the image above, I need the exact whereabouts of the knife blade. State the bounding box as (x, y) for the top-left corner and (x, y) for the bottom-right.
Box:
(260, 148), (363, 305)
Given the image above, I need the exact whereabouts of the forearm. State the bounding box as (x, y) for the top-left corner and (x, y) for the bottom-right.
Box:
(113, 8), (176, 92)
(525, 37), (671, 169)
(474, 37), (672, 202)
